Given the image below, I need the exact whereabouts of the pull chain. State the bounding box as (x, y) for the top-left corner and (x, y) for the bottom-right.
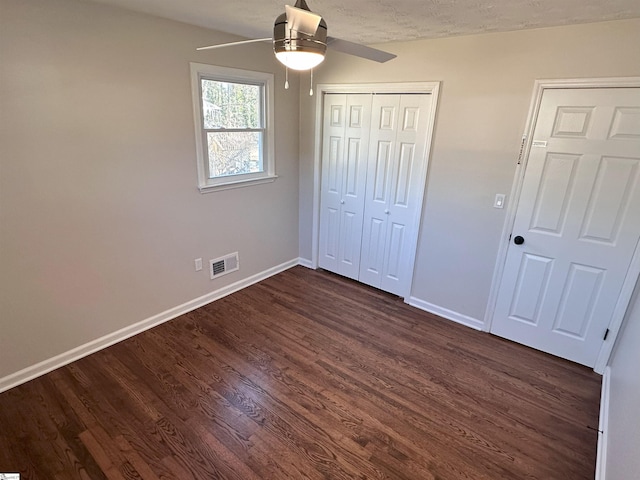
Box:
(285, 28), (292, 91)
(309, 68), (314, 96)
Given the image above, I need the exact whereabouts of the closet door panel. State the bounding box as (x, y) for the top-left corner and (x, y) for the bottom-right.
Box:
(359, 95), (400, 288)
(319, 94), (372, 279)
(319, 95), (347, 273)
(380, 94), (433, 295)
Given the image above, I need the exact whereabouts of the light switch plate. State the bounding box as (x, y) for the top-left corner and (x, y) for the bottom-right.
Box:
(494, 194), (506, 209)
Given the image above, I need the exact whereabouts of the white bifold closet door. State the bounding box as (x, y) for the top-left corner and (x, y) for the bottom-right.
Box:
(318, 94), (373, 280)
(319, 93), (433, 297)
(359, 94), (433, 295)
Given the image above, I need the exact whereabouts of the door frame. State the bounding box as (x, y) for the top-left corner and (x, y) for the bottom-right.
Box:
(310, 82), (441, 299)
(483, 77), (640, 374)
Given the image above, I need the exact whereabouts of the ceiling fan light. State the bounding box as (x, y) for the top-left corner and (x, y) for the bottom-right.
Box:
(275, 50), (325, 70)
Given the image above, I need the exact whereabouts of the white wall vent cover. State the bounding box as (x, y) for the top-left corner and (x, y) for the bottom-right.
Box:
(209, 252), (239, 280)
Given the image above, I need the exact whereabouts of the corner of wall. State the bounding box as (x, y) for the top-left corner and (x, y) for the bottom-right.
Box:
(595, 366), (611, 480)
(297, 257), (315, 269)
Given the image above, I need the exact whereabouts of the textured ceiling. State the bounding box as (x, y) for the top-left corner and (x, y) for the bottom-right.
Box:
(83, 0), (640, 45)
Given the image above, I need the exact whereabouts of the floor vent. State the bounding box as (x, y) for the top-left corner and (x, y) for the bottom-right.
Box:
(209, 252), (239, 280)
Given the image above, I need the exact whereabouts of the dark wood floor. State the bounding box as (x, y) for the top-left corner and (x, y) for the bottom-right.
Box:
(0, 266), (601, 479)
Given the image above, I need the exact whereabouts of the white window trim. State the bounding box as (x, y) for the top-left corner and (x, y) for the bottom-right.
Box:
(190, 63), (277, 193)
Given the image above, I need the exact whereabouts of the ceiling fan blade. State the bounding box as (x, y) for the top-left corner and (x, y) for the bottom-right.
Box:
(326, 37), (396, 63)
(196, 38), (271, 51)
(285, 5), (321, 35)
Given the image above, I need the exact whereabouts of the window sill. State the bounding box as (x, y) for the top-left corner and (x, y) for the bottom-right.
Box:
(198, 174), (278, 193)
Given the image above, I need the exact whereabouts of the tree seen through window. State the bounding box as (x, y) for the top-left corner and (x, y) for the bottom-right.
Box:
(201, 79), (263, 178)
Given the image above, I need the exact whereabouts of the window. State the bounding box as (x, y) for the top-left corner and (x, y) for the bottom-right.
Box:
(190, 63), (276, 192)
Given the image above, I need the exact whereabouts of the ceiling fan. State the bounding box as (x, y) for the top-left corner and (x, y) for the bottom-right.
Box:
(196, 0), (396, 73)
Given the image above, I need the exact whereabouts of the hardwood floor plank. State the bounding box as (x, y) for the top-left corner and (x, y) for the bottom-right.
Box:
(112, 435), (162, 480)
(0, 267), (601, 479)
(152, 415), (238, 480)
(78, 429), (127, 480)
(57, 357), (186, 478)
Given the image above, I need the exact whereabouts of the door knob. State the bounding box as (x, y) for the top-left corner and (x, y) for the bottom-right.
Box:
(513, 235), (525, 245)
(384, 209), (390, 214)
(340, 200), (345, 204)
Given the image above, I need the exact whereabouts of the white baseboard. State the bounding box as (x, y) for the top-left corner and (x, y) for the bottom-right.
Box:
(407, 297), (485, 331)
(0, 258), (300, 394)
(596, 366), (611, 480)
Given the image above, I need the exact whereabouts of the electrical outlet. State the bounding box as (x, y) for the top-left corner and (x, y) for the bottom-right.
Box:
(194, 258), (203, 271)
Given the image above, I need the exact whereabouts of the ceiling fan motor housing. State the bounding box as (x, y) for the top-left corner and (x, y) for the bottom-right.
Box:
(273, 2), (327, 63)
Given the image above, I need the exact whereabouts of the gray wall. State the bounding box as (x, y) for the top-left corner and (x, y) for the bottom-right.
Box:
(299, 19), (640, 325)
(605, 286), (640, 479)
(0, 0), (300, 378)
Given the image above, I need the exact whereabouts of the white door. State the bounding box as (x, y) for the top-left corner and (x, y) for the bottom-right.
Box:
(491, 87), (640, 367)
(359, 94), (433, 296)
(318, 94), (372, 279)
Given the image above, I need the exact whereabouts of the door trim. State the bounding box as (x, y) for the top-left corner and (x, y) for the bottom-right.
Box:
(483, 77), (640, 374)
(311, 82), (440, 299)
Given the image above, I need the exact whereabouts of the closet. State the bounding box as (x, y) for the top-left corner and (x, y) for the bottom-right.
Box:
(318, 92), (434, 297)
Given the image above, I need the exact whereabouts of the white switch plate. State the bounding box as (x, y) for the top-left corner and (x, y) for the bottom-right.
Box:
(194, 258), (203, 271)
(494, 194), (506, 209)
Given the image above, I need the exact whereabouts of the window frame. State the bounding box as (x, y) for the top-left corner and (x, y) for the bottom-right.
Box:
(190, 63), (276, 192)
